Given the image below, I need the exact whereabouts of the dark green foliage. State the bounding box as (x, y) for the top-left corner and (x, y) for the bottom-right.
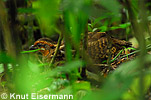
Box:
(0, 0), (151, 100)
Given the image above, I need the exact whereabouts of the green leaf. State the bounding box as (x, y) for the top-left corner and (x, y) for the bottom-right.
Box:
(73, 81), (91, 100)
(110, 26), (120, 30)
(119, 22), (131, 29)
(98, 0), (121, 22)
(122, 74), (151, 100)
(44, 60), (84, 77)
(32, 0), (60, 36)
(28, 61), (41, 73)
(73, 81), (91, 91)
(132, 75), (151, 95)
(20, 49), (41, 53)
(126, 47), (137, 51)
(88, 24), (93, 32)
(110, 49), (123, 63)
(0, 52), (14, 63)
(99, 26), (107, 32)
(83, 58), (139, 100)
(110, 22), (131, 30)
(92, 28), (98, 32)
(0, 64), (4, 73)
(99, 0), (121, 15)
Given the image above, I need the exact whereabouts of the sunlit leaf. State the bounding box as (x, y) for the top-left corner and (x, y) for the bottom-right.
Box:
(122, 74), (151, 100)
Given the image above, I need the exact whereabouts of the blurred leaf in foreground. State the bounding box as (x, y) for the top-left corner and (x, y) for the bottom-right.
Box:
(44, 60), (84, 78)
(0, 52), (15, 63)
(32, 0), (60, 36)
(122, 74), (151, 100)
(83, 55), (151, 100)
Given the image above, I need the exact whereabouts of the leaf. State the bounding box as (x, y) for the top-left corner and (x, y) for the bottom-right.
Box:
(83, 58), (139, 100)
(99, 0), (121, 22)
(72, 81), (91, 91)
(99, 0), (121, 14)
(73, 81), (91, 100)
(32, 0), (60, 36)
(99, 26), (107, 32)
(132, 75), (151, 95)
(44, 60), (84, 77)
(119, 22), (131, 29)
(126, 47), (137, 51)
(110, 49), (123, 63)
(0, 64), (4, 73)
(122, 74), (151, 100)
(110, 22), (131, 30)
(0, 52), (14, 63)
(28, 61), (41, 73)
(20, 49), (41, 53)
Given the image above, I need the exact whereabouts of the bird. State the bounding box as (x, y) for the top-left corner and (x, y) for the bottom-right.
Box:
(87, 32), (132, 64)
(29, 38), (65, 63)
(30, 38), (57, 56)
(29, 32), (134, 73)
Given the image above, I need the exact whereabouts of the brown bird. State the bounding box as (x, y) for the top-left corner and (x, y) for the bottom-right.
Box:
(30, 38), (57, 56)
(29, 38), (64, 63)
(87, 32), (132, 64)
(29, 32), (133, 73)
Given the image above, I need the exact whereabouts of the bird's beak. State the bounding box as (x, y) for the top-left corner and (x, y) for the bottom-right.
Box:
(29, 45), (38, 50)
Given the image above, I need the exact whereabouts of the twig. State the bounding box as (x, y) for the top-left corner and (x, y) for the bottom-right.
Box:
(93, 64), (109, 67)
(50, 34), (63, 65)
(81, 22), (88, 79)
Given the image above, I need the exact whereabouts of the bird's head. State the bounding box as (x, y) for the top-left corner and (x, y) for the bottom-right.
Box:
(29, 38), (57, 57)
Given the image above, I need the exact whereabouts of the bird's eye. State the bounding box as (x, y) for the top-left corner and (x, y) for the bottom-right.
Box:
(37, 43), (44, 47)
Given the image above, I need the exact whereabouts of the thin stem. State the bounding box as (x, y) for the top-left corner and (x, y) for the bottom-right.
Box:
(50, 34), (63, 65)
